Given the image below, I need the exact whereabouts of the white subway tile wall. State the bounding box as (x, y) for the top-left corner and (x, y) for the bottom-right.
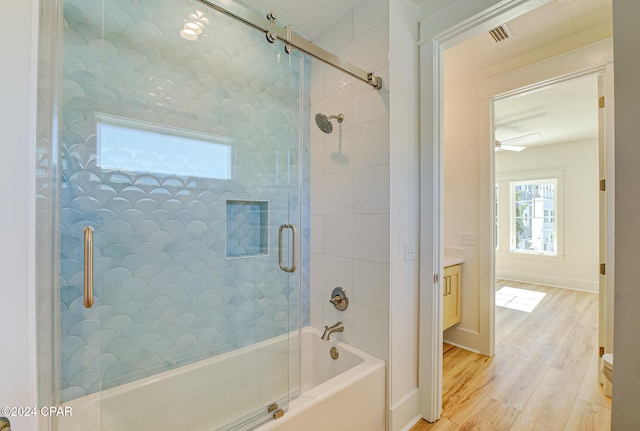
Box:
(309, 0), (390, 361)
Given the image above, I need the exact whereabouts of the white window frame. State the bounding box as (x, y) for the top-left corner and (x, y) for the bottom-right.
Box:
(96, 113), (234, 180)
(510, 179), (557, 255)
(496, 169), (565, 262)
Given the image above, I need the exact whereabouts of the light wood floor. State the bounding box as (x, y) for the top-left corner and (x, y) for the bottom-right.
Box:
(411, 280), (611, 431)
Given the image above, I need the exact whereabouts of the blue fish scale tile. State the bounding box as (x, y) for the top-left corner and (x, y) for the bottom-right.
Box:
(134, 332), (161, 349)
(131, 266), (158, 283)
(102, 361), (134, 383)
(119, 323), (148, 342)
(134, 200), (161, 216)
(197, 328), (219, 344)
(59, 0), (309, 402)
(103, 314), (134, 334)
(88, 353), (118, 372)
(69, 319), (101, 342)
(60, 285), (83, 309)
(87, 329), (118, 348)
(174, 271), (198, 287)
(118, 254), (146, 273)
(61, 311), (85, 331)
(70, 344), (101, 367)
(60, 336), (85, 363)
(104, 337), (134, 357)
(120, 344), (149, 365)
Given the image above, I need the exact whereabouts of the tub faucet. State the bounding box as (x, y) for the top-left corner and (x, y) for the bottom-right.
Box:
(321, 321), (344, 340)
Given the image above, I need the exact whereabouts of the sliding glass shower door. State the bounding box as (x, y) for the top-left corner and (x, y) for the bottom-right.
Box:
(56, 0), (303, 429)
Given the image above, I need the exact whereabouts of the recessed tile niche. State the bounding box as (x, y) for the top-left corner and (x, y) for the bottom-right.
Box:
(226, 200), (269, 258)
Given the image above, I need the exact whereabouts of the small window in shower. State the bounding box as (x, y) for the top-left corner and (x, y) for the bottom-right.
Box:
(226, 200), (269, 258)
(96, 113), (232, 180)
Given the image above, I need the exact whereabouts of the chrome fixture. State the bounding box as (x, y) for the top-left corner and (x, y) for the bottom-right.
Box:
(196, 0), (382, 89)
(321, 321), (344, 341)
(266, 32), (277, 43)
(330, 346), (339, 360)
(315, 113), (344, 134)
(329, 287), (349, 311)
(278, 224), (297, 273)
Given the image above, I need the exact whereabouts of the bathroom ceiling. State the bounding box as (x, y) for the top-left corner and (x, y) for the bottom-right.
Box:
(494, 74), (599, 149)
(450, 0), (612, 73)
(447, 0), (612, 149)
(257, 0), (611, 149)
(263, 0), (366, 39)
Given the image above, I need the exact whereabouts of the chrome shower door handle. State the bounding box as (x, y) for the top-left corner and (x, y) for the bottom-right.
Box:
(278, 224), (297, 273)
(83, 226), (94, 308)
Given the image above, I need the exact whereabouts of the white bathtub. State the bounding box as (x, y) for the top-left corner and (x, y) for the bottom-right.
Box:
(255, 327), (386, 431)
(60, 327), (385, 431)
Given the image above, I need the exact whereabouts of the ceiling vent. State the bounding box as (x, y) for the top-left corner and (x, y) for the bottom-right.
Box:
(488, 24), (512, 43)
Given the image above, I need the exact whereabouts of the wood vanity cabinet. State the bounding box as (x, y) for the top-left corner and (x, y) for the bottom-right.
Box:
(443, 264), (462, 330)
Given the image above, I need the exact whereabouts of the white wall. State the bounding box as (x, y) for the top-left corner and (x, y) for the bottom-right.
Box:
(309, 2), (423, 429)
(388, 0), (421, 429)
(611, 0), (640, 428)
(442, 66), (483, 343)
(309, 0), (390, 361)
(0, 1), (38, 430)
(495, 139), (600, 292)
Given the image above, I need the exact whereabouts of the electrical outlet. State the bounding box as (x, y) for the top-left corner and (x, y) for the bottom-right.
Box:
(404, 241), (417, 261)
(458, 233), (477, 246)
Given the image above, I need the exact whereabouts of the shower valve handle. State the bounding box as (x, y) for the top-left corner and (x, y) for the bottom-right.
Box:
(329, 287), (349, 311)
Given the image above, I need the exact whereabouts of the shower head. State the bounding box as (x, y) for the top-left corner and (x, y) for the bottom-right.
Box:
(315, 113), (344, 134)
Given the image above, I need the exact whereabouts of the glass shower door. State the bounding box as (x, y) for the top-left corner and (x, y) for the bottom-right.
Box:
(57, 0), (302, 429)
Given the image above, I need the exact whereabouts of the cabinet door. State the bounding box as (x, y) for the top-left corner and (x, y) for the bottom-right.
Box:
(443, 264), (462, 330)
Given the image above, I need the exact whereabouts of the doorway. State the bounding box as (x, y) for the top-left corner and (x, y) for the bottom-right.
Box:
(493, 73), (600, 293)
(418, 0), (614, 422)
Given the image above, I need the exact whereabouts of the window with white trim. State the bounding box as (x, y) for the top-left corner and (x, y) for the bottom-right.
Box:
(511, 180), (557, 254)
(495, 169), (563, 259)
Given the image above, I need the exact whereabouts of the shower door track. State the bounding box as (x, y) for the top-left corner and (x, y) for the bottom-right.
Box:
(197, 0), (383, 90)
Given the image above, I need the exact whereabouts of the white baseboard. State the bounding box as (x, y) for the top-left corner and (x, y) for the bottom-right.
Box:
(442, 326), (483, 353)
(442, 338), (481, 354)
(389, 388), (420, 431)
(496, 271), (598, 292)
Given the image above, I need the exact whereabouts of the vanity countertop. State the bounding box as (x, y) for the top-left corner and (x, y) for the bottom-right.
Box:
(443, 256), (464, 267)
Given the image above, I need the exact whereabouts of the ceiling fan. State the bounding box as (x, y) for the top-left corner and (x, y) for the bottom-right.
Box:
(494, 132), (543, 152)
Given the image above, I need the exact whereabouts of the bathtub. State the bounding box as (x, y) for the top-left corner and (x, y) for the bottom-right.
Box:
(59, 326), (385, 431)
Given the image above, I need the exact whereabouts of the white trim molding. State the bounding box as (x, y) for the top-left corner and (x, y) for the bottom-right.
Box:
(418, 0), (613, 423)
(418, 0), (549, 422)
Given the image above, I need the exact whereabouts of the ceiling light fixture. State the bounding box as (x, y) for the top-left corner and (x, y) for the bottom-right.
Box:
(180, 10), (209, 41)
(494, 142), (526, 152)
(494, 132), (543, 152)
(185, 22), (203, 34)
(180, 28), (199, 41)
(499, 132), (543, 146)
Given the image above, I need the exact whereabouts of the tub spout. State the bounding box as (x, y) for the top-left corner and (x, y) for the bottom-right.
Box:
(321, 321), (344, 340)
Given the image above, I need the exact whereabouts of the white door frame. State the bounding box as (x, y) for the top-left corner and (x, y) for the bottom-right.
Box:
(417, 0), (613, 421)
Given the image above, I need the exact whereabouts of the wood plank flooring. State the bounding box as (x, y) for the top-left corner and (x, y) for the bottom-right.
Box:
(411, 280), (610, 431)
